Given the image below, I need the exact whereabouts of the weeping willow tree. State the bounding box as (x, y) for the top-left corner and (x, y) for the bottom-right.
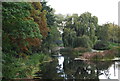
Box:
(62, 12), (98, 48)
(62, 28), (76, 47)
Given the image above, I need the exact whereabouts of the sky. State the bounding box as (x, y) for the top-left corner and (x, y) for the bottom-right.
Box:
(47, 0), (119, 25)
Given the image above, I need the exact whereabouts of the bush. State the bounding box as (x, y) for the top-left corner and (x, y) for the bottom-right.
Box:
(94, 41), (110, 50)
(2, 52), (51, 79)
(82, 50), (115, 61)
(60, 47), (74, 54)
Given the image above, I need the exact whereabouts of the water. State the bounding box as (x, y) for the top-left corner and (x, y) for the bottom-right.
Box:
(36, 54), (120, 80)
(99, 62), (118, 79)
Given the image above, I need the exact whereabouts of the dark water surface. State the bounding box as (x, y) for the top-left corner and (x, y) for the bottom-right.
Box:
(35, 54), (120, 81)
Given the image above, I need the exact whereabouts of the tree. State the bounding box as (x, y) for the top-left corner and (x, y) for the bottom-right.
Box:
(41, 1), (56, 27)
(77, 12), (98, 44)
(2, 2), (50, 54)
(96, 24), (109, 42)
(31, 2), (49, 38)
(94, 24), (110, 50)
(118, 27), (120, 43)
(62, 28), (76, 47)
(55, 14), (65, 28)
(108, 23), (119, 43)
(62, 12), (98, 48)
(74, 35), (93, 48)
(39, 1), (62, 53)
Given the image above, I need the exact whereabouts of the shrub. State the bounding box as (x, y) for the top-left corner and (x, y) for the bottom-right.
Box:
(94, 40), (110, 50)
(60, 47), (74, 54)
(2, 52), (51, 79)
(82, 50), (115, 60)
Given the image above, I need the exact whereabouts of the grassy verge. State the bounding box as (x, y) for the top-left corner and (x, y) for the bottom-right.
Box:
(109, 42), (119, 49)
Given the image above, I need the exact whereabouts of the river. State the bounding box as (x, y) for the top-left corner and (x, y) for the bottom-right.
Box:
(35, 53), (120, 81)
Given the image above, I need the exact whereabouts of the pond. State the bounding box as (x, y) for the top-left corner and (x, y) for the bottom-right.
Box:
(35, 53), (120, 81)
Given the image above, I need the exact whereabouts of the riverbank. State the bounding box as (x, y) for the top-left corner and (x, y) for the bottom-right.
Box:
(79, 50), (115, 60)
(2, 52), (52, 79)
(60, 46), (120, 61)
(33, 53), (120, 80)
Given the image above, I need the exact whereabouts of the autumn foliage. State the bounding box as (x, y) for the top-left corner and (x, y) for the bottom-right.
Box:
(2, 2), (49, 54)
(31, 2), (49, 38)
(81, 50), (115, 60)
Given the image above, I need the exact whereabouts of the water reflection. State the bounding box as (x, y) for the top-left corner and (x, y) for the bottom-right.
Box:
(99, 62), (118, 79)
(35, 54), (119, 80)
(56, 56), (66, 79)
(57, 56), (64, 72)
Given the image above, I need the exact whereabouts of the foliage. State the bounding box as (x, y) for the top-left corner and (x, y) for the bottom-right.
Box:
(96, 23), (120, 44)
(62, 28), (76, 47)
(73, 47), (91, 56)
(62, 12), (98, 49)
(41, 1), (55, 27)
(36, 59), (59, 79)
(74, 35), (93, 48)
(96, 24), (109, 42)
(2, 2), (47, 54)
(31, 2), (49, 38)
(94, 40), (110, 50)
(82, 50), (115, 60)
(2, 52), (51, 79)
(109, 42), (119, 49)
(2, 2), (51, 79)
(60, 47), (74, 53)
(62, 12), (120, 50)
(41, 27), (61, 53)
(111, 46), (120, 57)
(108, 23), (119, 43)
(118, 27), (120, 43)
(2, 1), (120, 79)
(2, 2), (42, 39)
(40, 1), (62, 52)
(55, 14), (65, 27)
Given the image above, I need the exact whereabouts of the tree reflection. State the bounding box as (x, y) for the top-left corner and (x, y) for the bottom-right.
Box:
(35, 56), (114, 80)
(35, 59), (61, 79)
(63, 57), (113, 80)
